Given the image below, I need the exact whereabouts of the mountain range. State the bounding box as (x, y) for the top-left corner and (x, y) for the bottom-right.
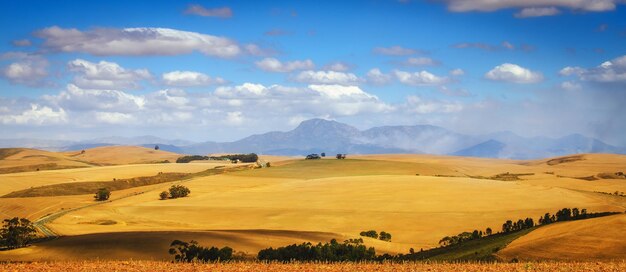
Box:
(1, 118), (624, 159)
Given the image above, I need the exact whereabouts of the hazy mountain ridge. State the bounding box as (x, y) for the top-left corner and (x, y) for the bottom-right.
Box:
(1, 119), (624, 159)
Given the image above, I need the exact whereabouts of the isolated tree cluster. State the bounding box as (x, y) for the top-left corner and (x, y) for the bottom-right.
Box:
(0, 217), (36, 249)
(359, 230), (391, 242)
(176, 154), (258, 163)
(160, 185), (191, 200)
(94, 188), (110, 201)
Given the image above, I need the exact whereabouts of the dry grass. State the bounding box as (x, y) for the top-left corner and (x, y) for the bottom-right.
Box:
(0, 261), (625, 272)
(62, 146), (182, 165)
(498, 214), (626, 261)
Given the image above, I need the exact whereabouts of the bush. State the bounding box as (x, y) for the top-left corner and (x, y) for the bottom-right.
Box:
(169, 185), (190, 199)
(169, 240), (233, 262)
(94, 188), (110, 201)
(0, 217), (36, 249)
(159, 191), (169, 200)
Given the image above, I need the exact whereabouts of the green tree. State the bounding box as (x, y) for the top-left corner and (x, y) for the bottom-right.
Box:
(169, 185), (191, 198)
(0, 217), (36, 249)
(359, 230), (378, 239)
(379, 231), (392, 242)
(94, 188), (110, 201)
(485, 227), (492, 236)
(159, 191), (169, 200)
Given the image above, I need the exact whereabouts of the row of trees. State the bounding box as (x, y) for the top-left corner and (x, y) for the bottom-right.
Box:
(0, 217), (36, 249)
(160, 185), (190, 200)
(359, 230), (391, 241)
(169, 240), (233, 262)
(176, 154), (259, 163)
(257, 238), (376, 262)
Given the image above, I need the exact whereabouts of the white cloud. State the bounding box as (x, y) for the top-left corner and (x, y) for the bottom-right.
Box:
(293, 70), (360, 85)
(255, 57), (315, 73)
(308, 84), (374, 99)
(442, 0), (620, 12)
(514, 7), (561, 18)
(68, 59), (151, 90)
(94, 112), (135, 124)
(0, 104), (67, 125)
(162, 71), (226, 87)
(373, 46), (416, 56)
(184, 4), (232, 18)
(485, 63), (544, 83)
(394, 70), (447, 86)
(1, 53), (48, 87)
(560, 55), (626, 82)
(405, 57), (439, 66)
(225, 111), (244, 125)
(366, 68), (392, 85)
(47, 84), (146, 113)
(36, 26), (243, 58)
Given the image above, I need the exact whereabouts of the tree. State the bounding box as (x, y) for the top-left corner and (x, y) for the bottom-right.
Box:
(159, 191), (169, 200)
(379, 231), (392, 242)
(94, 188), (110, 201)
(572, 208), (580, 218)
(0, 217), (36, 249)
(169, 185), (190, 199)
(485, 227), (492, 236)
(169, 240), (233, 262)
(155, 145), (160, 150)
(359, 230), (378, 239)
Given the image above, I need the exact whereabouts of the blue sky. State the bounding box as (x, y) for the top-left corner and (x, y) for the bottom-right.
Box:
(1, 0), (625, 145)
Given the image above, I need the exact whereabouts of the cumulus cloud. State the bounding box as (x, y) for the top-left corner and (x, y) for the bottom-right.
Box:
(0, 104), (67, 125)
(293, 70), (360, 85)
(373, 46), (417, 56)
(560, 55), (626, 82)
(514, 7), (561, 17)
(46, 84), (146, 113)
(366, 68), (392, 85)
(485, 63), (544, 83)
(255, 57), (314, 72)
(394, 70), (448, 86)
(35, 26), (243, 58)
(162, 71), (226, 87)
(67, 59), (151, 90)
(1, 52), (49, 87)
(442, 0), (620, 12)
(184, 4), (232, 18)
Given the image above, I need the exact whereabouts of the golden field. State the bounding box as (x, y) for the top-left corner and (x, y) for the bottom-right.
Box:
(1, 261), (625, 272)
(0, 146), (625, 262)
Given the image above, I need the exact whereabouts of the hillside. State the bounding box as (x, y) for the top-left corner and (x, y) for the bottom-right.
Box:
(498, 214), (626, 261)
(0, 148), (94, 174)
(62, 146), (181, 165)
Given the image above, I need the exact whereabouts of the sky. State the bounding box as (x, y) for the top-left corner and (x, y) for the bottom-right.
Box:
(0, 0), (625, 145)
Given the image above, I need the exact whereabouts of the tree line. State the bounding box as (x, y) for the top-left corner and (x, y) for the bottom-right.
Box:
(176, 154), (258, 163)
(0, 217), (36, 250)
(257, 238), (376, 262)
(169, 240), (233, 262)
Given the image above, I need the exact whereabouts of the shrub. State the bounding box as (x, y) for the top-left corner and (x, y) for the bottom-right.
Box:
(159, 191), (169, 200)
(169, 185), (190, 199)
(0, 217), (36, 249)
(94, 188), (110, 201)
